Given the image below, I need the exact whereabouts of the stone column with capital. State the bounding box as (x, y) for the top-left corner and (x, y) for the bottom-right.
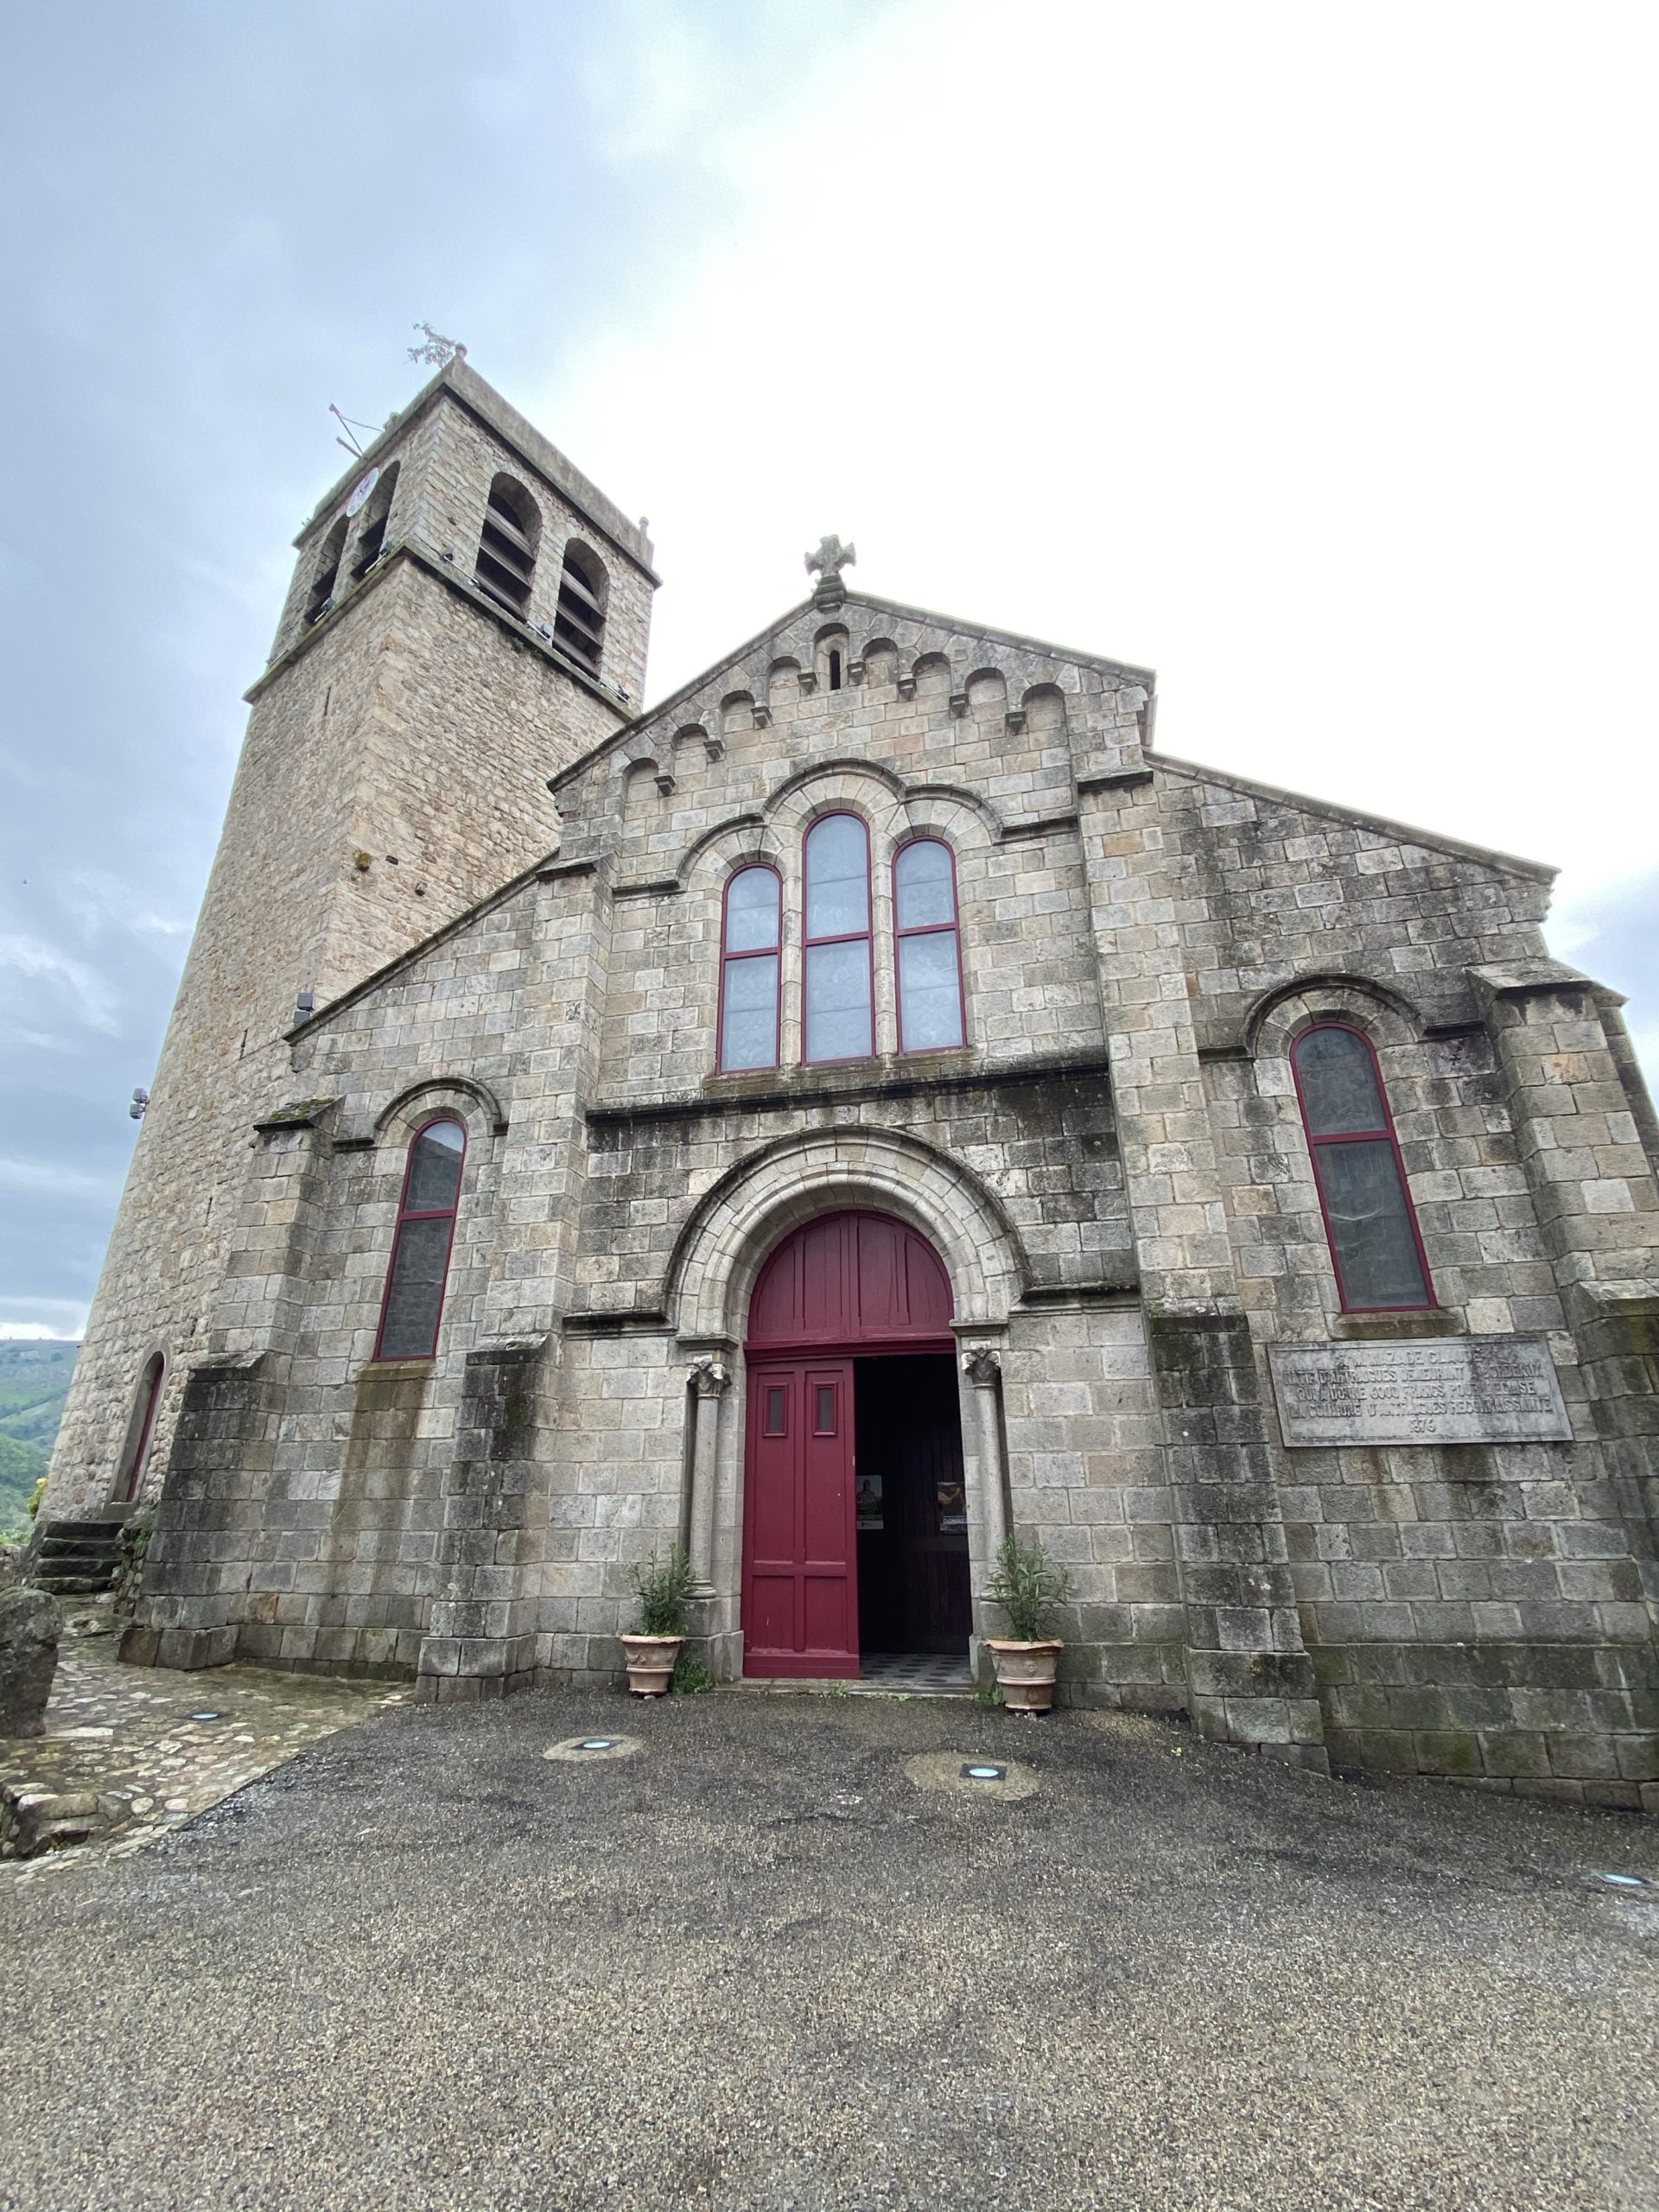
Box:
(960, 1346), (1010, 1570)
(685, 1355), (733, 1597)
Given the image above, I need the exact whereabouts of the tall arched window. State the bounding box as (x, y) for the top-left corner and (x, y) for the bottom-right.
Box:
(117, 1352), (166, 1503)
(556, 543), (607, 675)
(474, 476), (538, 619)
(1292, 1024), (1433, 1312)
(306, 518), (347, 625)
(803, 813), (873, 1063)
(893, 838), (965, 1052)
(718, 866), (782, 1072)
(375, 1118), (467, 1359)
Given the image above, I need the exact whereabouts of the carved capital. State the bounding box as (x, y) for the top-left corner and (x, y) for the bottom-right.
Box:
(689, 1356), (733, 1400)
(961, 1347), (1001, 1387)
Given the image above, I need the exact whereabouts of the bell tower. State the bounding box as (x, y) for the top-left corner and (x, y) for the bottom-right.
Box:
(45, 360), (656, 1520)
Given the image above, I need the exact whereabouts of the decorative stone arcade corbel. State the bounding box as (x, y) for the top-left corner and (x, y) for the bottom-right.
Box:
(685, 1354), (733, 1597)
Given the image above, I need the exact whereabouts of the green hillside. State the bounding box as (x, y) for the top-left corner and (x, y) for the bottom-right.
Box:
(0, 1341), (79, 1535)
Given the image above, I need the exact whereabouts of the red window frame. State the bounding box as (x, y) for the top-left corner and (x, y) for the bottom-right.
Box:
(893, 835), (967, 1054)
(1290, 1021), (1434, 1313)
(716, 862), (782, 1073)
(802, 810), (874, 1065)
(120, 1353), (166, 1503)
(373, 1116), (467, 1361)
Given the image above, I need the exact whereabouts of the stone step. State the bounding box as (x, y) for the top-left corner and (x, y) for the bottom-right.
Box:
(38, 1517), (127, 1545)
(37, 1535), (123, 1559)
(33, 1573), (118, 1597)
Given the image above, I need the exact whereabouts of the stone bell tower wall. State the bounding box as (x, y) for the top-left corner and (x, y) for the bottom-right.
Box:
(45, 368), (656, 1521)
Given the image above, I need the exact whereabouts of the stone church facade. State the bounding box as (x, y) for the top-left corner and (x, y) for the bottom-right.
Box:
(48, 362), (1659, 1804)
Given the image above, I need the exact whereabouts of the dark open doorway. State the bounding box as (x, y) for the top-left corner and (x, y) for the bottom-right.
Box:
(740, 1210), (960, 1679)
(855, 1354), (971, 1657)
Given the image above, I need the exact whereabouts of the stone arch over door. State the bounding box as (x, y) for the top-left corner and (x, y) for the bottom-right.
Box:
(666, 1132), (1024, 1680)
(666, 1128), (1025, 1345)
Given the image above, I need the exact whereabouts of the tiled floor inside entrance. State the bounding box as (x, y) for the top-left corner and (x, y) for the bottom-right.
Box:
(857, 1651), (974, 1694)
(734, 1651), (975, 1696)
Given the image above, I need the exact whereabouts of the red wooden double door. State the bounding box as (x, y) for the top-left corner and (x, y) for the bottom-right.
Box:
(741, 1211), (967, 1677)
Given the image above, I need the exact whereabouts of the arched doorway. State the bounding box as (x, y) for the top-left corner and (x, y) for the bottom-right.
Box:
(741, 1211), (970, 1677)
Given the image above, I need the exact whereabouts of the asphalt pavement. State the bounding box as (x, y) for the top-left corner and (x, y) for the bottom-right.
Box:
(3, 1688), (1656, 2212)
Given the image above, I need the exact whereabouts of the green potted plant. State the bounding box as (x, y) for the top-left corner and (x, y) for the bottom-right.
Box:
(620, 1544), (694, 1697)
(983, 1534), (1074, 1713)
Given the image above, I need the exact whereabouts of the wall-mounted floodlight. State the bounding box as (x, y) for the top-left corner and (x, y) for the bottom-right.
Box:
(129, 1088), (149, 1121)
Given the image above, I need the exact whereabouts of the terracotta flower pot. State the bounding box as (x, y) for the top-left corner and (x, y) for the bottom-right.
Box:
(986, 1637), (1063, 1713)
(620, 1632), (683, 1697)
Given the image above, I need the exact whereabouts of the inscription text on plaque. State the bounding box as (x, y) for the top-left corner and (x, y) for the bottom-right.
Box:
(1268, 1337), (1571, 1448)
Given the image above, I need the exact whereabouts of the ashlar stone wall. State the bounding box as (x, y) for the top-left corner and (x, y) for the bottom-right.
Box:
(121, 576), (1659, 1799)
(47, 365), (651, 1526)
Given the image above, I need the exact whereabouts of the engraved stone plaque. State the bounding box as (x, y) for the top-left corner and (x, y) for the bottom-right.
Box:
(1268, 1337), (1572, 1448)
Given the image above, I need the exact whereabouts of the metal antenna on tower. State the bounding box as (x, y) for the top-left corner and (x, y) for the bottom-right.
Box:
(328, 402), (383, 461)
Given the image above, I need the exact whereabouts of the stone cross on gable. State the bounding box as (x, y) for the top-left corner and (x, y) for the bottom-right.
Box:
(805, 534), (856, 607)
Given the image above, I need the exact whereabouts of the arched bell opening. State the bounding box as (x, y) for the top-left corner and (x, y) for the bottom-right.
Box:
(739, 1210), (973, 1683)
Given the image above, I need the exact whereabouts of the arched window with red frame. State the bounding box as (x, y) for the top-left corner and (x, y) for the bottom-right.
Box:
(718, 864), (781, 1071)
(1291, 1023), (1433, 1312)
(375, 1117), (467, 1359)
(893, 836), (965, 1052)
(803, 812), (873, 1063)
(118, 1351), (166, 1503)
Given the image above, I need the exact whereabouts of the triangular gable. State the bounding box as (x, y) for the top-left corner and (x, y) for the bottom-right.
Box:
(550, 588), (1158, 798)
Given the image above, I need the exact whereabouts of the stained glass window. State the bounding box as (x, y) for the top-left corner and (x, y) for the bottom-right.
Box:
(894, 838), (965, 1051)
(376, 1118), (467, 1359)
(719, 866), (781, 1071)
(803, 813), (873, 1062)
(1292, 1026), (1432, 1312)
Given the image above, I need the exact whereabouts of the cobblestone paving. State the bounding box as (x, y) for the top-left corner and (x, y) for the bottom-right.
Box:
(0, 1613), (404, 1879)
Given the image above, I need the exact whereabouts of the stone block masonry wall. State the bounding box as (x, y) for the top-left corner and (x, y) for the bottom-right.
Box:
(535, 1330), (689, 1681)
(119, 1354), (280, 1673)
(1078, 768), (1328, 1762)
(1171, 777), (1659, 1802)
(416, 1342), (552, 1700)
(112, 515), (1657, 1792)
(129, 849), (620, 1684)
(995, 1306), (1184, 1707)
(577, 1065), (1131, 1319)
(123, 601), (1158, 1687)
(48, 371), (645, 1529)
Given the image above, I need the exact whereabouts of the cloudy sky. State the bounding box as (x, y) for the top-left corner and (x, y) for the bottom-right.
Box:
(2, 0), (1656, 1339)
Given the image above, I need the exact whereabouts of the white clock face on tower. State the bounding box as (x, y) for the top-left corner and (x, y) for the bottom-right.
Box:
(345, 467), (380, 518)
